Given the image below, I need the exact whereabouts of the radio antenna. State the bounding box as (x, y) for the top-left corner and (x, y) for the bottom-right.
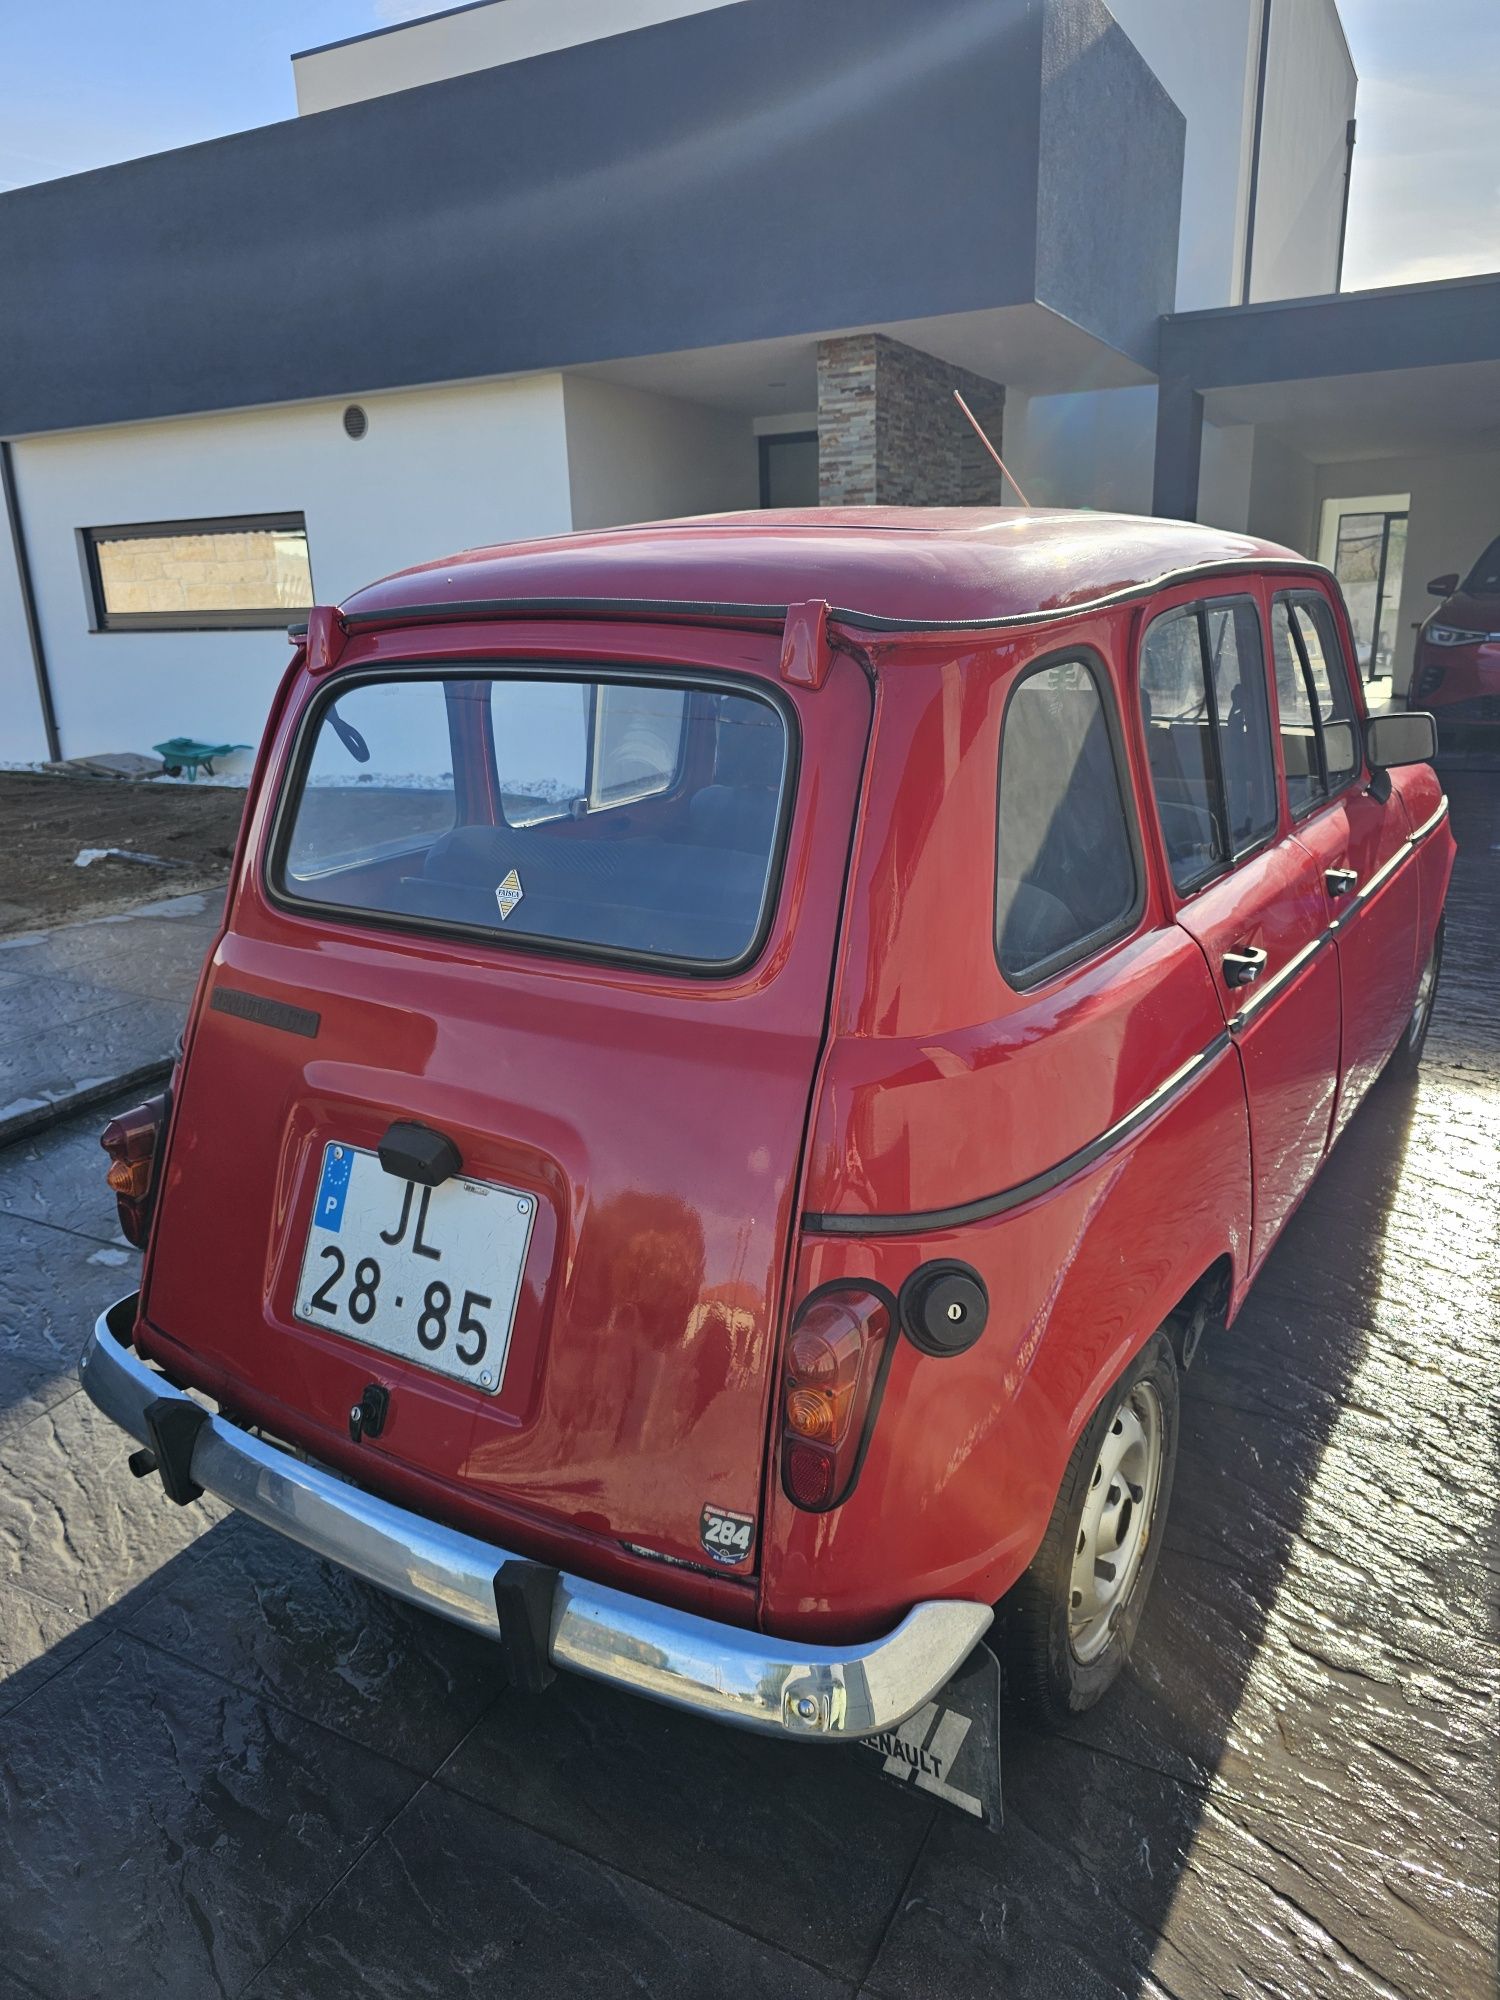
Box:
(953, 390), (1031, 508)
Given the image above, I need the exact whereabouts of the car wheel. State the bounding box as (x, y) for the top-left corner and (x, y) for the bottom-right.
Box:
(1383, 924), (1443, 1083)
(1000, 1332), (1178, 1729)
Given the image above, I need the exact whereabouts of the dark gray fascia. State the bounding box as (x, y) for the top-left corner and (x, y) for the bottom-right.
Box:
(0, 0), (1183, 437)
(1159, 271), (1500, 390)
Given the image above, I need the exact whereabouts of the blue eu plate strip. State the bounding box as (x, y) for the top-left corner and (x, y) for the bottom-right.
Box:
(313, 1143), (354, 1233)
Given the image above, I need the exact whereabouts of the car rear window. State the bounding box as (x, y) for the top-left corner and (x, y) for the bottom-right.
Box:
(995, 657), (1139, 986)
(275, 670), (791, 970)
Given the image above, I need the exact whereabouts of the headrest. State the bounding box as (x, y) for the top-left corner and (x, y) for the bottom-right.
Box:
(714, 707), (782, 789)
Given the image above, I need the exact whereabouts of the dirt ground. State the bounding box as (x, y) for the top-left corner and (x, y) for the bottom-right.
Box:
(0, 773), (246, 935)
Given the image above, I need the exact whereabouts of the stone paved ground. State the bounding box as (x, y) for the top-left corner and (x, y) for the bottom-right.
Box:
(0, 775), (1494, 2000)
(0, 893), (220, 1142)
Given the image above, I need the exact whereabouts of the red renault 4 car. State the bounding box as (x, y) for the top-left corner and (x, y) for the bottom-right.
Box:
(1411, 533), (1500, 728)
(82, 510), (1450, 1786)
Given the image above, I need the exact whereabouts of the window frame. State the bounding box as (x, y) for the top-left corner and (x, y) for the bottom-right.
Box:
(265, 659), (801, 982)
(992, 645), (1147, 994)
(79, 511), (314, 632)
(1269, 587), (1365, 823)
(1137, 591), (1281, 900)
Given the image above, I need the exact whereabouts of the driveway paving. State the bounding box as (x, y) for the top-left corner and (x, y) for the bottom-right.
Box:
(0, 892), (219, 1142)
(0, 772), (1494, 1999)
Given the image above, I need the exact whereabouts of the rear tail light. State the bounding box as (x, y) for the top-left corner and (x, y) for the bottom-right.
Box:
(780, 1286), (893, 1512)
(100, 1093), (169, 1248)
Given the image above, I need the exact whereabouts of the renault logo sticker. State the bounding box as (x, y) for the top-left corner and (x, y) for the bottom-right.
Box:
(495, 868), (524, 921)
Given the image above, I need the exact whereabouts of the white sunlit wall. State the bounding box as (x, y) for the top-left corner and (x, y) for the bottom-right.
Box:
(0, 370), (770, 770)
(1013, 0), (1355, 526)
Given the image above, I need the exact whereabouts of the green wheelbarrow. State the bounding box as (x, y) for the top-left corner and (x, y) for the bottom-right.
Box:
(153, 738), (252, 782)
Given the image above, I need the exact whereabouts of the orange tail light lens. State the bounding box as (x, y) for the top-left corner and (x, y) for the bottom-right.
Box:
(780, 1286), (893, 1512)
(100, 1093), (169, 1248)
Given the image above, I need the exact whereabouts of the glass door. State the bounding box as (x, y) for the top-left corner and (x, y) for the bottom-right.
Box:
(1318, 495), (1410, 685)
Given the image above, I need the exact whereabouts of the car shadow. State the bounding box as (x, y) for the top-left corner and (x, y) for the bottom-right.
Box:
(1, 777), (1494, 1998)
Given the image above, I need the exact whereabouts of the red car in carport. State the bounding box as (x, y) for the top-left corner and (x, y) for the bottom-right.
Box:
(1410, 535), (1500, 725)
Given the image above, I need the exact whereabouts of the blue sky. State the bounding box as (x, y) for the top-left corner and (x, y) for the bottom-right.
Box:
(2, 1), (1496, 293)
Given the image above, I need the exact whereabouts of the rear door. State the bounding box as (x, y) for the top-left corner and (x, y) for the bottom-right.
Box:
(142, 629), (872, 1583)
(1137, 588), (1340, 1271)
(1269, 589), (1419, 1137)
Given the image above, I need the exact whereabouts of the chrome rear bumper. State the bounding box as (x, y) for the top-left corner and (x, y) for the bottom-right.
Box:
(79, 1298), (990, 1741)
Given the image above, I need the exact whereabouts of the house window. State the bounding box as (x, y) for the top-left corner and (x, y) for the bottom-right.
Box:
(81, 513), (313, 631)
(1316, 494), (1409, 684)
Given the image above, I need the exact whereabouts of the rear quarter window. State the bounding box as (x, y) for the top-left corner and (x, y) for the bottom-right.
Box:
(995, 656), (1140, 987)
(274, 670), (792, 972)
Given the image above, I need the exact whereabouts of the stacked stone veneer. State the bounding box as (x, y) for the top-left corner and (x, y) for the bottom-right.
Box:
(817, 334), (1008, 507)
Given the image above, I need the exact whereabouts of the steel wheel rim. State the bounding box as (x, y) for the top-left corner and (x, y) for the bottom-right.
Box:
(1068, 1383), (1164, 1664)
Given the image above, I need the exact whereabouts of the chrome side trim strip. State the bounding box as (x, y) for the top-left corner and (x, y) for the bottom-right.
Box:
(803, 1032), (1232, 1237)
(1405, 795), (1450, 846)
(79, 1299), (990, 1741)
(805, 797), (1450, 1240)
(1225, 929), (1331, 1032)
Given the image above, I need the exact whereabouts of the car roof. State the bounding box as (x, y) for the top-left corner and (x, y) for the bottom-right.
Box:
(338, 507), (1312, 635)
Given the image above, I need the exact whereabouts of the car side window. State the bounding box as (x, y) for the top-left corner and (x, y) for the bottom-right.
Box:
(1139, 596), (1278, 893)
(995, 657), (1139, 986)
(1271, 593), (1360, 813)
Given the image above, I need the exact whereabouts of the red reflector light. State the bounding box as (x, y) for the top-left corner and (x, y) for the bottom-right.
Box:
(100, 1093), (168, 1248)
(780, 1287), (892, 1512)
(785, 1439), (836, 1508)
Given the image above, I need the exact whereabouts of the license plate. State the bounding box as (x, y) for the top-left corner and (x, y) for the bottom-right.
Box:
(294, 1142), (535, 1396)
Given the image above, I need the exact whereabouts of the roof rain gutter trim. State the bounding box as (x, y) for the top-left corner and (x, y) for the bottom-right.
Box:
(312, 557), (1334, 647)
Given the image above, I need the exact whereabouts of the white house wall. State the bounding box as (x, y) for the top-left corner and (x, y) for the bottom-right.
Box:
(1252, 0), (1357, 301)
(1006, 385), (1157, 515)
(1106, 0), (1262, 311)
(294, 0), (749, 115)
(562, 377), (758, 531)
(3, 375), (574, 769)
(1246, 429), (1317, 553)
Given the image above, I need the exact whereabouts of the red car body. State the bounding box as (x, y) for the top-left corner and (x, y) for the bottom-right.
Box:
(85, 509), (1453, 1728)
(1410, 537), (1500, 724)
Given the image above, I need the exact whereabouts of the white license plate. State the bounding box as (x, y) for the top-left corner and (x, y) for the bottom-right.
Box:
(294, 1142), (535, 1396)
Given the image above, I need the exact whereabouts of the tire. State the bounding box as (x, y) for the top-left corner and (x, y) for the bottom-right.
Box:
(1000, 1332), (1179, 1729)
(1383, 924), (1442, 1083)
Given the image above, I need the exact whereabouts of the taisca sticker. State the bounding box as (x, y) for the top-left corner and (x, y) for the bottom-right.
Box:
(699, 1503), (755, 1565)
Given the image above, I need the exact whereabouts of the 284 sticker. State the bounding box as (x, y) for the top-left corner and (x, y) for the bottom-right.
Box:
(699, 1503), (755, 1566)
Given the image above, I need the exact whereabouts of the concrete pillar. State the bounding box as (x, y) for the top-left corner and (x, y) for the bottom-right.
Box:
(817, 334), (1008, 507)
(1151, 374), (1204, 521)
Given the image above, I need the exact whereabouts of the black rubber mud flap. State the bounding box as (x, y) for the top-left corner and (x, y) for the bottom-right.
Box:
(493, 1560), (559, 1693)
(141, 1396), (209, 1506)
(856, 1640), (1003, 1830)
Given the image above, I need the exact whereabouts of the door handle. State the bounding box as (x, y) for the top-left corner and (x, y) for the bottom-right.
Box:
(1222, 945), (1268, 989)
(1326, 867), (1359, 897)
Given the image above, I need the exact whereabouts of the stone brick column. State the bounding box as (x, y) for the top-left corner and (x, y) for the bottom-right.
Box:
(817, 334), (1008, 506)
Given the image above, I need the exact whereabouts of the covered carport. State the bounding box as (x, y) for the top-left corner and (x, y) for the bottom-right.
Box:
(1153, 272), (1500, 702)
